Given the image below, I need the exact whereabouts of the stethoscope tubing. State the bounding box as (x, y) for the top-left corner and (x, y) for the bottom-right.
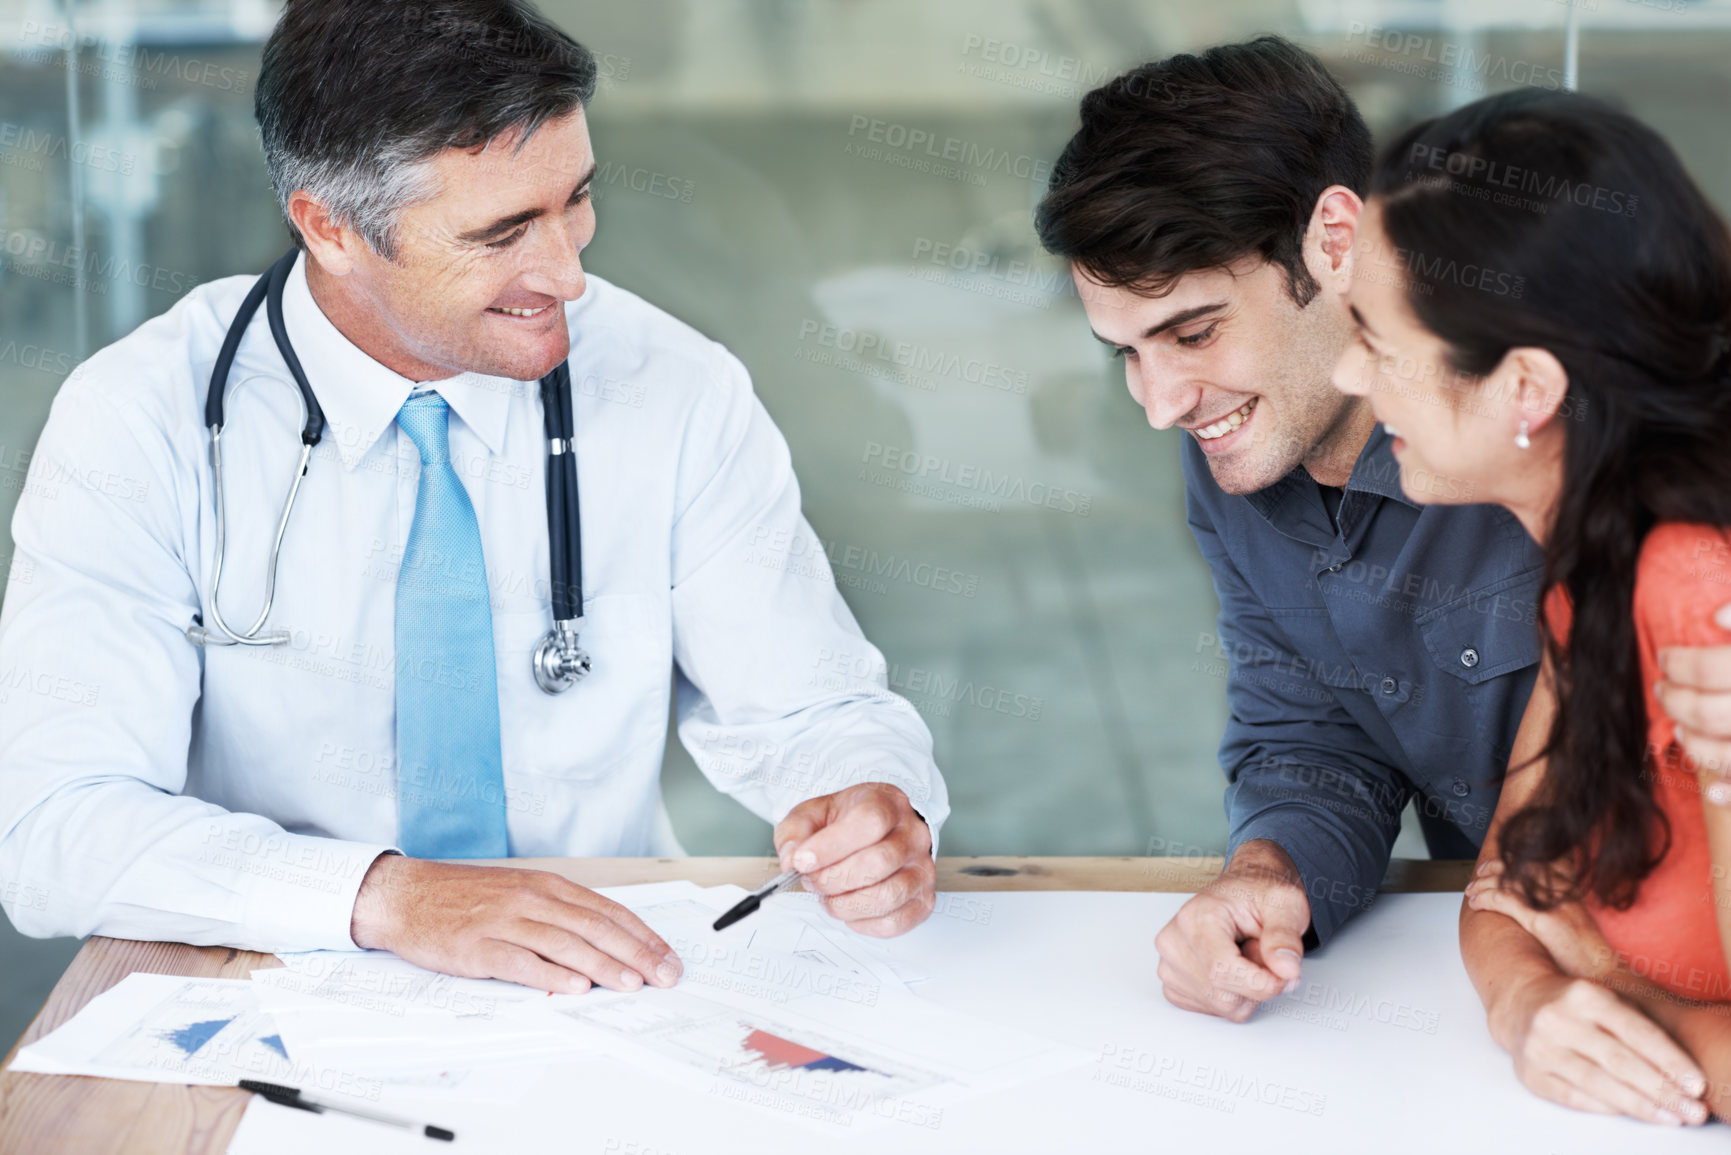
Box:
(189, 248), (589, 691)
(540, 361), (582, 625)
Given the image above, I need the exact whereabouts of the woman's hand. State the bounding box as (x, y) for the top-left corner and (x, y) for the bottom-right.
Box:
(1466, 859), (1618, 981)
(1467, 859), (1710, 1125)
(1491, 971), (1710, 1125)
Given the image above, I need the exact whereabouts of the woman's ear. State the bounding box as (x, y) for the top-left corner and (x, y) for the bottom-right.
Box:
(1484, 346), (1570, 440)
(1505, 346), (1571, 437)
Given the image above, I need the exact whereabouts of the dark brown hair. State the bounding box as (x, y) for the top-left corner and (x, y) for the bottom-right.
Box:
(1034, 36), (1372, 306)
(1372, 89), (1731, 909)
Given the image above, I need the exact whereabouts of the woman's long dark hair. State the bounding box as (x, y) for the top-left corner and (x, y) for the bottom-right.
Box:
(1372, 89), (1731, 909)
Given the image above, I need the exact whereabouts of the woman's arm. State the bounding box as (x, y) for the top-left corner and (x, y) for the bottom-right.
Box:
(1637, 525), (1731, 1113)
(1704, 784), (1731, 996)
(1461, 659), (1709, 1124)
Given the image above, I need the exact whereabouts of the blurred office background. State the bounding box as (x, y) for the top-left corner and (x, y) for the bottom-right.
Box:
(3, 0), (1729, 1048)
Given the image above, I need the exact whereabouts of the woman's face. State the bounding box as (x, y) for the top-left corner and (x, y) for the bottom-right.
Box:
(1330, 200), (1540, 508)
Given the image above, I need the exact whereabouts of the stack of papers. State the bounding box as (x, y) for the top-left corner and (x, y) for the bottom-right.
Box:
(10, 880), (1084, 1129)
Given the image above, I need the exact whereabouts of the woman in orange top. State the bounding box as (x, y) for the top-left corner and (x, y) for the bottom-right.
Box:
(1537, 533), (1731, 1004)
(1329, 87), (1731, 1126)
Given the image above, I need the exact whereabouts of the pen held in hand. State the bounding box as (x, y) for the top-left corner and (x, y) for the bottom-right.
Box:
(712, 868), (803, 931)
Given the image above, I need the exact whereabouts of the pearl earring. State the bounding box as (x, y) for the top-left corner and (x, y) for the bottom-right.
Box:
(1515, 420), (1530, 450)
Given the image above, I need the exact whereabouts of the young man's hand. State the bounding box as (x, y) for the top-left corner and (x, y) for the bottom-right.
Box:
(1153, 839), (1309, 1021)
(1657, 612), (1731, 803)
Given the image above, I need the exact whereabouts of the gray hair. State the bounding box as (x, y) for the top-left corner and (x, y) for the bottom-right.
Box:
(255, 0), (597, 263)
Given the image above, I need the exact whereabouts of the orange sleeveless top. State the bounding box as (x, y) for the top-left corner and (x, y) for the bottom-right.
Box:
(1543, 523), (1731, 1000)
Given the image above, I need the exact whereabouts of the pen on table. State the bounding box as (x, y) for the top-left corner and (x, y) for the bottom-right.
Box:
(712, 868), (804, 931)
(238, 1079), (455, 1142)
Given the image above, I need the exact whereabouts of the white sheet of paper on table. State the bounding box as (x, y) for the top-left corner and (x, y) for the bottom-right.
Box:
(224, 892), (1731, 1155)
(242, 883), (723, 1077)
(252, 949), (592, 1078)
(8, 972), (549, 1105)
(247, 880), (921, 1083)
(249, 969), (591, 1079)
(619, 882), (916, 1009)
(11, 976), (288, 1087)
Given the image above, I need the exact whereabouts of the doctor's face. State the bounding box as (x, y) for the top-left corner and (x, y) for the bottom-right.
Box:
(322, 105), (597, 384)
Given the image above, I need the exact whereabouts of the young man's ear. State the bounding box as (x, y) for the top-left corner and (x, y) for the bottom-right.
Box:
(1305, 185), (1364, 298)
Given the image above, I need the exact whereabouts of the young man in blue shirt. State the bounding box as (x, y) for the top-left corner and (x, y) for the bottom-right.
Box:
(1036, 36), (1731, 1122)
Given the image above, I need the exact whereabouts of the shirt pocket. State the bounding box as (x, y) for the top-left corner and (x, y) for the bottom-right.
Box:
(1414, 569), (1545, 688)
(491, 593), (671, 782)
(1412, 569), (1544, 772)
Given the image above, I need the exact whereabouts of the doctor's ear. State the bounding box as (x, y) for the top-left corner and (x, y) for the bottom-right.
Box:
(285, 190), (359, 276)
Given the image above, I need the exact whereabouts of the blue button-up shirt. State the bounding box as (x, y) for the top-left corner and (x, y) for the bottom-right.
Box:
(1183, 427), (1544, 945)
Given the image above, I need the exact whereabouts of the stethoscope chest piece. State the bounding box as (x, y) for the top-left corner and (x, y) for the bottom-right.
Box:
(532, 620), (592, 693)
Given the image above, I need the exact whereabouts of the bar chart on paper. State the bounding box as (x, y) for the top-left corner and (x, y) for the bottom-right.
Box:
(94, 980), (283, 1073)
(552, 987), (946, 1100)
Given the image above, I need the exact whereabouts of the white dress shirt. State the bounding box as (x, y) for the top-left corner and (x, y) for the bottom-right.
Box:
(0, 251), (946, 953)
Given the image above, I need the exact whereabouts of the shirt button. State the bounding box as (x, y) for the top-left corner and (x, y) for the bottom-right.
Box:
(1451, 779), (1471, 797)
(1460, 647), (1480, 669)
(1379, 677), (1398, 695)
(1327, 563), (1342, 573)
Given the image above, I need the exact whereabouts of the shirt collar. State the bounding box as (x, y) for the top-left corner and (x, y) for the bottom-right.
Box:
(1242, 422), (1419, 535)
(1348, 424), (1420, 508)
(281, 250), (517, 470)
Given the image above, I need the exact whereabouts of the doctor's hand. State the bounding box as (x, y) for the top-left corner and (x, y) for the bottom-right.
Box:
(1657, 613), (1731, 803)
(1153, 839), (1309, 1022)
(773, 782), (935, 938)
(349, 854), (683, 994)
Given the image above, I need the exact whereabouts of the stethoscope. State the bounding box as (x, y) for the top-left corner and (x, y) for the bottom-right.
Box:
(184, 247), (593, 694)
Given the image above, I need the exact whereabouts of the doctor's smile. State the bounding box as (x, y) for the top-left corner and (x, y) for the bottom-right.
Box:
(486, 302), (557, 319)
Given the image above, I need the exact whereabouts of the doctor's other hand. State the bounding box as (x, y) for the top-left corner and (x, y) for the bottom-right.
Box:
(349, 854), (683, 994)
(1657, 612), (1731, 804)
(1153, 839), (1309, 1022)
(774, 782), (935, 938)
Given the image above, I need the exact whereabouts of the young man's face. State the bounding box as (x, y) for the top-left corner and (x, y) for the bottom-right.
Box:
(1075, 214), (1366, 496)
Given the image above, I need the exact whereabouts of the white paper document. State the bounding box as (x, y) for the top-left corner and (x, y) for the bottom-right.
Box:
(253, 949), (590, 1077)
(617, 881), (915, 1011)
(223, 892), (1731, 1155)
(13, 975), (291, 1087)
(9, 971), (545, 1105)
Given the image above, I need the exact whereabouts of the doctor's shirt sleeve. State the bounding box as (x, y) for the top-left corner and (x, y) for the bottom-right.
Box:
(667, 347), (950, 850)
(0, 369), (394, 952)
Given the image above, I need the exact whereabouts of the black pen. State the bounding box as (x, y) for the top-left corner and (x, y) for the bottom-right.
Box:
(712, 868), (803, 931)
(239, 1079), (455, 1142)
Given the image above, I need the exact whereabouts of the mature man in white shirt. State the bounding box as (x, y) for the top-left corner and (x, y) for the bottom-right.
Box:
(0, 0), (947, 996)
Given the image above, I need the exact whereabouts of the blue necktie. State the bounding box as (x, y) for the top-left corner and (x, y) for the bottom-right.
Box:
(393, 392), (509, 859)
